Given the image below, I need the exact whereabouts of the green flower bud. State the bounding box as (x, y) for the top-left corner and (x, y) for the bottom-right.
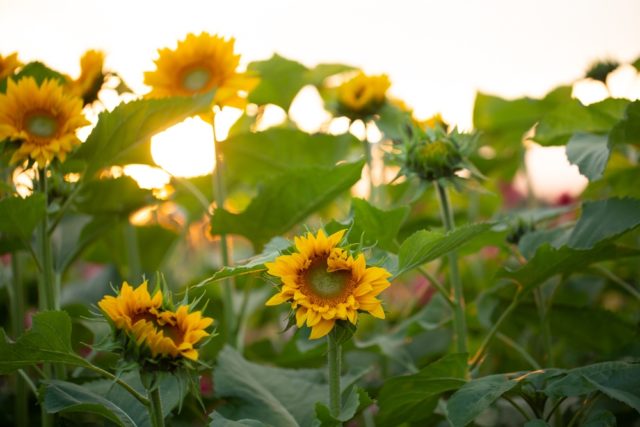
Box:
(406, 139), (462, 181)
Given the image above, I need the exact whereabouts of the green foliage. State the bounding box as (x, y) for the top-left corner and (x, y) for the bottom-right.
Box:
(565, 133), (610, 181)
(73, 92), (214, 177)
(0, 193), (46, 250)
(376, 353), (467, 426)
(0, 61), (67, 92)
(349, 198), (409, 252)
(74, 176), (153, 216)
(0, 311), (90, 373)
(609, 101), (640, 147)
(211, 161), (364, 250)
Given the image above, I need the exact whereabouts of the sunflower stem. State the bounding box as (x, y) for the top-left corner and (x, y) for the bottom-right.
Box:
(210, 111), (237, 348)
(435, 181), (467, 354)
(10, 253), (29, 427)
(148, 381), (165, 427)
(327, 333), (342, 417)
(36, 167), (57, 311)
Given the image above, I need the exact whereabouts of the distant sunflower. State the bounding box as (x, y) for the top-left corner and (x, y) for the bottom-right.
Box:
(265, 230), (392, 339)
(0, 52), (21, 80)
(68, 49), (106, 105)
(337, 72), (390, 120)
(144, 32), (258, 109)
(0, 77), (89, 166)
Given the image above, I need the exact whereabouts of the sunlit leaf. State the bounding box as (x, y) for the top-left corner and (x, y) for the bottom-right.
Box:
(211, 161), (364, 250)
(73, 92), (214, 177)
(305, 63), (355, 87)
(376, 353), (467, 427)
(0, 61), (67, 92)
(565, 133), (610, 181)
(248, 54), (308, 110)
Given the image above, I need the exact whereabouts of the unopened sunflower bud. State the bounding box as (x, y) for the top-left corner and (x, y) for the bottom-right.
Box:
(406, 139), (462, 181)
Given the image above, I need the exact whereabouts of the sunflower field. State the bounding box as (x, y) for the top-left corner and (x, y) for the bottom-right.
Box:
(0, 30), (640, 427)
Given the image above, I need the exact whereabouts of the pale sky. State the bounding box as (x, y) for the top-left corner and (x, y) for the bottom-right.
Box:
(2, 0), (639, 127)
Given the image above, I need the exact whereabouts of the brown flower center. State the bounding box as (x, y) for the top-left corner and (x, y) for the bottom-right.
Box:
(182, 66), (212, 92)
(25, 112), (58, 139)
(301, 256), (353, 305)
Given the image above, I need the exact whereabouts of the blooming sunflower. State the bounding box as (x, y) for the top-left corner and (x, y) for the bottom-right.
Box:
(68, 49), (106, 105)
(265, 229), (392, 339)
(337, 72), (390, 119)
(144, 32), (258, 109)
(0, 77), (89, 166)
(0, 52), (21, 80)
(99, 281), (213, 361)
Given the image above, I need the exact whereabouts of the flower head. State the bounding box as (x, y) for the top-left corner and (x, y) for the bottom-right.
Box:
(98, 280), (213, 361)
(265, 229), (392, 339)
(0, 77), (89, 166)
(68, 50), (106, 105)
(337, 72), (390, 120)
(0, 52), (22, 80)
(144, 32), (258, 109)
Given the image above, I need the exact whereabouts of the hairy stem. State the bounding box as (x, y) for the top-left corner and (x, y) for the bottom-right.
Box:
(435, 181), (467, 354)
(211, 112), (237, 347)
(327, 334), (342, 417)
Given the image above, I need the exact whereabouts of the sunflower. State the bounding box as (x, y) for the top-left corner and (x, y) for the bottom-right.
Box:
(68, 49), (106, 105)
(337, 72), (390, 119)
(144, 32), (258, 109)
(265, 229), (392, 339)
(0, 52), (21, 80)
(98, 280), (164, 332)
(141, 305), (213, 361)
(99, 281), (213, 361)
(0, 77), (89, 166)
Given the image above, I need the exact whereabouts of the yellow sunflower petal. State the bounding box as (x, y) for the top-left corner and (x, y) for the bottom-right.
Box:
(309, 318), (335, 339)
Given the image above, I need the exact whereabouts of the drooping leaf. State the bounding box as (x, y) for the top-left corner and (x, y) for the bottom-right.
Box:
(566, 197), (640, 249)
(376, 353), (467, 427)
(248, 54), (309, 110)
(533, 98), (629, 146)
(545, 361), (640, 413)
(43, 380), (138, 427)
(73, 92), (214, 177)
(395, 223), (493, 277)
(221, 128), (355, 185)
(211, 161), (364, 250)
(500, 243), (640, 293)
(0, 193), (46, 249)
(565, 133), (610, 181)
(349, 198), (409, 252)
(0, 311), (90, 374)
(446, 373), (522, 427)
(210, 346), (366, 427)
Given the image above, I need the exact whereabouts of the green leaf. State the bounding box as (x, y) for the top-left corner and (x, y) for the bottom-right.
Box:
(545, 361), (640, 413)
(0, 311), (89, 374)
(248, 54), (309, 110)
(315, 385), (369, 426)
(376, 353), (467, 427)
(196, 237), (291, 287)
(534, 98), (629, 146)
(0, 193), (46, 248)
(210, 413), (267, 427)
(211, 161), (364, 250)
(73, 176), (153, 216)
(446, 373), (521, 427)
(305, 63), (355, 87)
(500, 243), (640, 293)
(221, 128), (355, 185)
(43, 380), (138, 427)
(518, 228), (572, 260)
(567, 198), (640, 249)
(609, 100), (640, 147)
(524, 421), (550, 427)
(0, 61), (67, 92)
(582, 409), (617, 427)
(211, 346), (366, 427)
(73, 92), (214, 177)
(349, 198), (409, 252)
(395, 223), (493, 277)
(565, 133), (610, 181)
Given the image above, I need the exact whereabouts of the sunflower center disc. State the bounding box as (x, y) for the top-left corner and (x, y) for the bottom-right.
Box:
(25, 113), (57, 138)
(182, 67), (211, 92)
(305, 263), (350, 298)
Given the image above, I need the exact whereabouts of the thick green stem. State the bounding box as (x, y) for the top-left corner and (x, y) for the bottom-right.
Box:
(37, 168), (56, 311)
(534, 287), (554, 366)
(149, 385), (165, 427)
(435, 182), (467, 354)
(211, 112), (236, 347)
(470, 291), (522, 370)
(327, 334), (342, 417)
(417, 267), (455, 308)
(10, 254), (29, 427)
